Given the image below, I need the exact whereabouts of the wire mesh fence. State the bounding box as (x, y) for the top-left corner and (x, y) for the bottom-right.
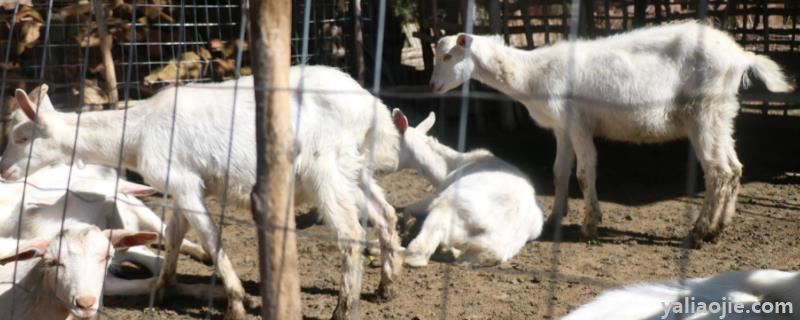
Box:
(0, 0), (798, 319)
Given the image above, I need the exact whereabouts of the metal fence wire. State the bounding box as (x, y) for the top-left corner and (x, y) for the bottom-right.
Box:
(0, 0), (798, 319)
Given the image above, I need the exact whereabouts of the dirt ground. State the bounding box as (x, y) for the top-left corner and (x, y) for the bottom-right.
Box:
(101, 114), (800, 320)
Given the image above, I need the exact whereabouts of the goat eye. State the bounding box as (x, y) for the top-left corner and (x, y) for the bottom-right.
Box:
(443, 54), (452, 61)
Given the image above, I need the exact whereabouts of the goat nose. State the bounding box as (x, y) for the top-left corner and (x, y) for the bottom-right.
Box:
(430, 82), (436, 90)
(75, 296), (96, 309)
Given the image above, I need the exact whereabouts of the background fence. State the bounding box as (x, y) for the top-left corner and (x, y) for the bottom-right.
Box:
(0, 0), (798, 319)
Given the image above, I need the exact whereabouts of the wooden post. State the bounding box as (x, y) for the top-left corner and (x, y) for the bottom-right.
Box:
(633, 0), (646, 28)
(92, 0), (118, 106)
(351, 0), (365, 84)
(248, 0), (302, 320)
(520, 0), (534, 49)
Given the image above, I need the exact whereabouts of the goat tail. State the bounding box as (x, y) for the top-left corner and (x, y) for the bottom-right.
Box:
(747, 53), (794, 93)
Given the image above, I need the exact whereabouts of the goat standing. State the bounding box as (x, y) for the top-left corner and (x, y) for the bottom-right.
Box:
(429, 21), (793, 246)
(0, 66), (402, 319)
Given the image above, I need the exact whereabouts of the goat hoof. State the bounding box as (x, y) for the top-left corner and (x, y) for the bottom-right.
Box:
(686, 232), (705, 249)
(702, 230), (721, 243)
(579, 225), (598, 241)
(223, 302), (247, 320)
(540, 217), (563, 238)
(331, 304), (350, 320)
(403, 254), (429, 268)
(375, 283), (397, 302)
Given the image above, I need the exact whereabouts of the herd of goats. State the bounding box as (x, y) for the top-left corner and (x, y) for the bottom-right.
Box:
(0, 20), (796, 320)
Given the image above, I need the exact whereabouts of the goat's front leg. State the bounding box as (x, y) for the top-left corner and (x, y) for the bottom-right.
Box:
(569, 128), (602, 240)
(177, 193), (247, 320)
(544, 129), (575, 233)
(403, 206), (450, 268)
(124, 199), (211, 264)
(152, 210), (189, 303)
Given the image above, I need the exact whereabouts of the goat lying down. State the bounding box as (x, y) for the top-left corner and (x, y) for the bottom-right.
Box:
(0, 164), (216, 319)
(563, 269), (800, 320)
(0, 227), (157, 319)
(0, 163), (208, 262)
(429, 21), (794, 247)
(392, 109), (543, 267)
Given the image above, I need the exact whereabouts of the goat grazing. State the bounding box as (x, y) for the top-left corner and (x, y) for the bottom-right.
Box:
(0, 65), (402, 319)
(429, 21), (793, 246)
(392, 109), (542, 267)
(563, 269), (800, 320)
(0, 227), (157, 320)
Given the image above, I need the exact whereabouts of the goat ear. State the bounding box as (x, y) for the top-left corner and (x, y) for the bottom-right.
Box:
(117, 180), (157, 197)
(392, 108), (408, 134)
(0, 239), (48, 265)
(15, 89), (38, 123)
(456, 34), (471, 48)
(29, 84), (55, 111)
(15, 89), (49, 128)
(416, 112), (436, 134)
(105, 230), (158, 249)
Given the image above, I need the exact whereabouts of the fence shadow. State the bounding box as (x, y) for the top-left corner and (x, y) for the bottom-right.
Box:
(103, 275), (263, 319)
(536, 224), (685, 247)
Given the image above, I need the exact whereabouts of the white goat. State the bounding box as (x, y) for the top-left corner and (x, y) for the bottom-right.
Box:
(0, 163), (208, 262)
(563, 269), (800, 320)
(0, 227), (157, 320)
(0, 65), (402, 319)
(392, 109), (542, 267)
(429, 21), (794, 246)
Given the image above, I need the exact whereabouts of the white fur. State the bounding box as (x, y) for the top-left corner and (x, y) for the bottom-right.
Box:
(0, 227), (156, 320)
(430, 21), (794, 245)
(0, 65), (403, 319)
(393, 110), (542, 267)
(0, 164), (208, 262)
(564, 269), (800, 320)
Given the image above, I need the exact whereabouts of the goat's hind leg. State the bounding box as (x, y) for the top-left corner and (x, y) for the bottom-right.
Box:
(359, 170), (402, 301)
(570, 127), (602, 240)
(543, 129), (575, 234)
(311, 158), (366, 320)
(716, 132), (743, 235)
(688, 117), (736, 248)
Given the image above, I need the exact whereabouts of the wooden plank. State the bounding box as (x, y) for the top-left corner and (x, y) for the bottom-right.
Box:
(351, 0), (365, 84)
(633, 0), (646, 27)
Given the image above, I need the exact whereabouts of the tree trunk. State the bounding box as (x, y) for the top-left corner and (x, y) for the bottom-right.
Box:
(248, 0), (302, 319)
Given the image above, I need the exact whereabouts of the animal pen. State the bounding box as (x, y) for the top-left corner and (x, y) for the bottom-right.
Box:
(0, 0), (798, 319)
